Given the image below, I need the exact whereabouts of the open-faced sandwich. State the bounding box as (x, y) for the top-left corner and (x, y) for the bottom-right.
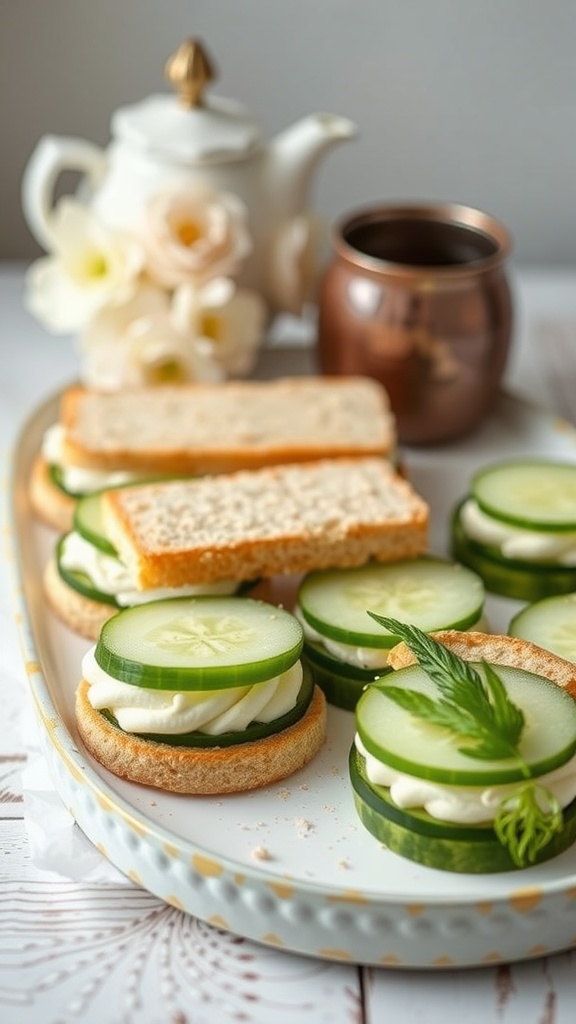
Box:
(76, 594), (327, 794)
(45, 456), (429, 639)
(295, 557), (486, 709)
(451, 458), (576, 600)
(350, 619), (576, 872)
(31, 376), (397, 532)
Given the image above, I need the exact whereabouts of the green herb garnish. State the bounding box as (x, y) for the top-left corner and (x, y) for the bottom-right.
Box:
(368, 614), (564, 867)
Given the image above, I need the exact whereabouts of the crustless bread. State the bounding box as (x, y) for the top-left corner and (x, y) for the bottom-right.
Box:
(102, 457), (429, 591)
(32, 376), (397, 530)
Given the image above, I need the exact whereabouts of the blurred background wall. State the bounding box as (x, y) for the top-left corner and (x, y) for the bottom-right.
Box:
(1, 0), (575, 265)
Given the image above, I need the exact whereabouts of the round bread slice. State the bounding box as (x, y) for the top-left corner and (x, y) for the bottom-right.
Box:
(30, 456), (75, 533)
(44, 555), (274, 641)
(44, 556), (117, 640)
(75, 679), (327, 794)
(387, 629), (576, 699)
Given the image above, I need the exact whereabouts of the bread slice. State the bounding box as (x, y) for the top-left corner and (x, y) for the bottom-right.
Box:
(75, 679), (327, 794)
(44, 555), (116, 640)
(102, 457), (429, 590)
(387, 629), (576, 699)
(29, 455), (76, 533)
(59, 377), (396, 473)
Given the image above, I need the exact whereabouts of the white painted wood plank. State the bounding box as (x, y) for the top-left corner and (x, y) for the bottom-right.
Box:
(363, 955), (576, 1024)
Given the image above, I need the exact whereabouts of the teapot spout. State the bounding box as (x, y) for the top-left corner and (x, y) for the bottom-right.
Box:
(268, 112), (357, 214)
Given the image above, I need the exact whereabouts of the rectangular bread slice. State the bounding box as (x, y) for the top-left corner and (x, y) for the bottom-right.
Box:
(59, 377), (396, 473)
(102, 457), (429, 589)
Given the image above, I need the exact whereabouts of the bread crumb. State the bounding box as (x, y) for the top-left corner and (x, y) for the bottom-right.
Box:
(294, 817), (316, 837)
(252, 845), (272, 861)
(338, 858), (351, 870)
(277, 787), (292, 801)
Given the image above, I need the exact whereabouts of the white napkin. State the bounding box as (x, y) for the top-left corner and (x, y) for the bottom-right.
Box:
(19, 687), (130, 886)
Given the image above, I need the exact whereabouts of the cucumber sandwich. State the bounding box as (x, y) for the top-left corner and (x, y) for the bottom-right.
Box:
(45, 488), (245, 640)
(451, 459), (576, 600)
(296, 557), (486, 710)
(76, 594), (327, 794)
(46, 456), (428, 639)
(350, 619), (576, 872)
(30, 377), (396, 532)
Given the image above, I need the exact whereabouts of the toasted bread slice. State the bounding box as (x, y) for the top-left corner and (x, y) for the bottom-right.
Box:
(75, 679), (327, 794)
(44, 556), (116, 639)
(29, 456), (76, 533)
(60, 376), (396, 473)
(387, 629), (576, 699)
(102, 457), (429, 590)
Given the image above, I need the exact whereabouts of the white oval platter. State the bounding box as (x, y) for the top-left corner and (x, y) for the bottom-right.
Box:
(10, 388), (576, 969)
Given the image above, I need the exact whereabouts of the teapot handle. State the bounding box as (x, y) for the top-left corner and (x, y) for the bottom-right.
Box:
(21, 134), (107, 250)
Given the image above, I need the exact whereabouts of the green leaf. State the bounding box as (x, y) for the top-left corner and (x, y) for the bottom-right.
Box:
(494, 783), (564, 867)
(369, 614), (525, 761)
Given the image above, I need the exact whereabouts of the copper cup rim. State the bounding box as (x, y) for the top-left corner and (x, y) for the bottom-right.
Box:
(332, 201), (512, 278)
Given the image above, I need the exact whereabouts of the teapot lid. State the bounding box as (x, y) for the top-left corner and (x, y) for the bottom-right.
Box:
(111, 38), (261, 163)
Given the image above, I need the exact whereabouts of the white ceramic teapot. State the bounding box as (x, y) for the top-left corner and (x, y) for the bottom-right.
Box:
(22, 38), (356, 316)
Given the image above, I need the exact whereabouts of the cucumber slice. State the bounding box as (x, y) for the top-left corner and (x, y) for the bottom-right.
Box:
(74, 492), (117, 556)
(509, 593), (576, 661)
(95, 596), (304, 690)
(349, 746), (576, 872)
(472, 460), (576, 532)
(100, 665), (314, 747)
(302, 639), (389, 711)
(56, 536), (121, 608)
(356, 662), (576, 785)
(49, 463), (83, 499)
(297, 558), (485, 647)
(451, 502), (576, 600)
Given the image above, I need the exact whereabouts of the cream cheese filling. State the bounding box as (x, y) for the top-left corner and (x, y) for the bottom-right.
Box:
(296, 605), (487, 669)
(43, 424), (144, 494)
(461, 498), (576, 565)
(61, 531), (237, 606)
(355, 735), (576, 824)
(83, 648), (303, 734)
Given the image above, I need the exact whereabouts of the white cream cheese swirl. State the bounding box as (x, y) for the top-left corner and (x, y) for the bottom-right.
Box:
(43, 425), (144, 494)
(60, 531), (237, 606)
(461, 498), (576, 565)
(83, 648), (303, 735)
(355, 735), (576, 824)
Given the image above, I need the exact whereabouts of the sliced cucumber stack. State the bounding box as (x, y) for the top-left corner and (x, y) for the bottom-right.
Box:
(451, 502), (576, 601)
(297, 558), (485, 710)
(509, 593), (576, 662)
(452, 457), (576, 600)
(351, 626), (576, 872)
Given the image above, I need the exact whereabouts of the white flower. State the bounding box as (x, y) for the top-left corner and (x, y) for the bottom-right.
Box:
(172, 278), (266, 377)
(24, 198), (144, 333)
(79, 285), (223, 390)
(268, 213), (325, 315)
(142, 184), (252, 289)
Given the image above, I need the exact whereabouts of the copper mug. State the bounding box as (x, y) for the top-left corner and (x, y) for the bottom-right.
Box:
(317, 203), (513, 445)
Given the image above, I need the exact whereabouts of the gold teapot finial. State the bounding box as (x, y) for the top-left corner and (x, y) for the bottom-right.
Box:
(165, 38), (216, 109)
